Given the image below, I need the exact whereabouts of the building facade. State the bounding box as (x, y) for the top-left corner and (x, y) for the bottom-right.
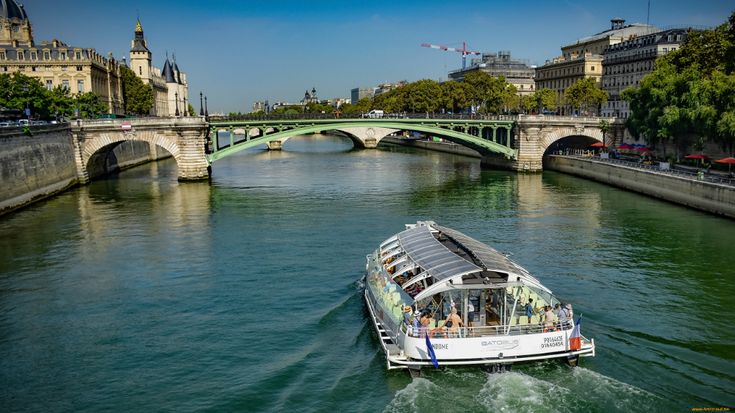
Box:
(351, 87), (375, 104)
(128, 19), (189, 117)
(601, 28), (688, 119)
(0, 0), (124, 114)
(535, 18), (657, 114)
(448, 51), (536, 96)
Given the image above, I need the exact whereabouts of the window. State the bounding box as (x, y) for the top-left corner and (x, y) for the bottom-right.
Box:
(62, 79), (69, 90)
(138, 66), (142, 75)
(591, 66), (595, 71)
(77, 80), (84, 93)
(76, 65), (82, 71)
(43, 51), (49, 60)
(45, 79), (53, 90)
(75, 51), (81, 59)
(17, 51), (24, 60)
(31, 66), (37, 72)
(60, 52), (66, 60)
(0, 51), (5, 60)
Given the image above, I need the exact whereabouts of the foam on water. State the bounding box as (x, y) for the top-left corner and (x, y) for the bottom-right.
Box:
(382, 378), (439, 413)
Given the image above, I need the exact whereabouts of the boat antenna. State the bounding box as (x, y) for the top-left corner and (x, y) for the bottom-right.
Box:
(646, 0), (651, 26)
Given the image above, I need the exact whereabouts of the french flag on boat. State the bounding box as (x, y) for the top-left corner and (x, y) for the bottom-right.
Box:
(425, 334), (439, 368)
(569, 316), (582, 351)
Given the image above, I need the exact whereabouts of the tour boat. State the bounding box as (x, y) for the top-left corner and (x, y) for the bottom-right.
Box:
(364, 221), (595, 371)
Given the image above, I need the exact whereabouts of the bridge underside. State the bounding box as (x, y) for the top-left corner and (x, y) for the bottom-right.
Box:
(207, 121), (516, 162)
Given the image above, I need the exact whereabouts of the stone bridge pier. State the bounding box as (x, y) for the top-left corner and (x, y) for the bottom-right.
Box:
(71, 117), (210, 182)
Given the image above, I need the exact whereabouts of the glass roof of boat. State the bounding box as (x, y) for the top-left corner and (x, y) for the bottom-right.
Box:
(434, 224), (546, 289)
(397, 225), (481, 282)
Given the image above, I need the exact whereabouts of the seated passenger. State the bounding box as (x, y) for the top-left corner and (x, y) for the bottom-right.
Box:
(419, 311), (432, 338)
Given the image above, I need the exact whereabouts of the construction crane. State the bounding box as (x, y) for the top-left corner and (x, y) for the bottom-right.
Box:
(421, 41), (482, 70)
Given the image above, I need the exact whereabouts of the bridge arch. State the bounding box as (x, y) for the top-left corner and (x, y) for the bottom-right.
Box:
(81, 130), (182, 176)
(208, 121), (515, 162)
(539, 126), (603, 155)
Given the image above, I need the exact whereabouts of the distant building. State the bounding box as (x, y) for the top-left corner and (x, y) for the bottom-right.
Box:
(128, 19), (189, 116)
(302, 87), (318, 104)
(374, 81), (408, 96)
(535, 18), (658, 114)
(601, 28), (688, 119)
(351, 87), (375, 104)
(0, 0), (124, 114)
(448, 51), (536, 96)
(252, 100), (269, 113)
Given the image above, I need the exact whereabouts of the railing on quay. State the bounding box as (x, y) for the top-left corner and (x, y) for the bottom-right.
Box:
(209, 112), (521, 122)
(557, 153), (735, 186)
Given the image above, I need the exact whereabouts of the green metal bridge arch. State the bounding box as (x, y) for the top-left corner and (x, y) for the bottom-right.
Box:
(206, 118), (516, 163)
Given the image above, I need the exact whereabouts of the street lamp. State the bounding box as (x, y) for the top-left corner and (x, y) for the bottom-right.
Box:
(175, 91), (180, 116)
(183, 96), (188, 116)
(199, 92), (204, 116)
(204, 96), (208, 117)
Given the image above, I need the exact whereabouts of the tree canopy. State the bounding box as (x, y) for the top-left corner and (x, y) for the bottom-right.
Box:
(121, 65), (154, 116)
(0, 73), (108, 120)
(564, 77), (608, 115)
(623, 11), (735, 155)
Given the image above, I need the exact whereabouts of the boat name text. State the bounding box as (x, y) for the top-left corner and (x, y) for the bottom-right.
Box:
(541, 335), (564, 349)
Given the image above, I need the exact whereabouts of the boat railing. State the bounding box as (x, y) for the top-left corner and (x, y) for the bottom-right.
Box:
(408, 321), (573, 338)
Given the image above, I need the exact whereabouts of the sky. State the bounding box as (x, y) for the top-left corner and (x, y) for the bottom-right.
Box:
(23, 0), (734, 113)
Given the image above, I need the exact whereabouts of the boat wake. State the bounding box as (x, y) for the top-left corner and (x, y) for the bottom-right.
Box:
(383, 365), (668, 413)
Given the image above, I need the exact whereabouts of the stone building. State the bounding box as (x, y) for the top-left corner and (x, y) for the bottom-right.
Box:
(448, 51), (536, 96)
(351, 87), (374, 104)
(601, 28), (688, 119)
(535, 18), (657, 114)
(128, 19), (189, 117)
(0, 0), (124, 114)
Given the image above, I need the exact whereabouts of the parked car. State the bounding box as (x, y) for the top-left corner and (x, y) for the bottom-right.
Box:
(363, 109), (384, 119)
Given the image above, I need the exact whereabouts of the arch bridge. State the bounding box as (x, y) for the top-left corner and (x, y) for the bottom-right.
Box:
(206, 117), (516, 161)
(69, 115), (623, 182)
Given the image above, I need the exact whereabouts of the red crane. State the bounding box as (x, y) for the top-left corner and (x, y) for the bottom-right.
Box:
(421, 41), (482, 70)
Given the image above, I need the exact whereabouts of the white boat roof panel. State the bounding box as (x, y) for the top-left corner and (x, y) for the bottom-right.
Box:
(397, 225), (481, 282)
(435, 224), (545, 287)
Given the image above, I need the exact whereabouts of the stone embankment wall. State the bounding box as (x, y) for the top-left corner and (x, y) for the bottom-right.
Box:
(545, 156), (735, 219)
(380, 136), (481, 158)
(0, 125), (171, 215)
(0, 125), (78, 215)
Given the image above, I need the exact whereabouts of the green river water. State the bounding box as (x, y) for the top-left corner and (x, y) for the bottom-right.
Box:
(0, 135), (733, 412)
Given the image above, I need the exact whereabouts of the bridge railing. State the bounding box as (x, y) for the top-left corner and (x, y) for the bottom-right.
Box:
(208, 113), (520, 122)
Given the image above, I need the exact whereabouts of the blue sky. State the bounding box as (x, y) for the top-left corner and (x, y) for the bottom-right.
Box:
(25, 0), (734, 113)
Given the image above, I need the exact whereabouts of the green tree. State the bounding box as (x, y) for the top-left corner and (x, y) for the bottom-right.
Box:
(188, 103), (195, 116)
(564, 77), (608, 115)
(440, 81), (470, 113)
(0, 73), (50, 118)
(624, 12), (735, 155)
(121, 65), (154, 115)
(406, 79), (441, 114)
(47, 85), (74, 119)
(598, 119), (610, 147)
(75, 92), (107, 118)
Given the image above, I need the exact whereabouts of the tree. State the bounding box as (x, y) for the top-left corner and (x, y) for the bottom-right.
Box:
(463, 71), (493, 112)
(564, 77), (608, 115)
(75, 92), (107, 118)
(47, 85), (74, 119)
(120, 65), (154, 115)
(534, 88), (557, 113)
(0, 73), (50, 119)
(623, 12), (735, 156)
(440, 81), (470, 113)
(188, 103), (195, 116)
(598, 119), (610, 147)
(405, 79), (441, 114)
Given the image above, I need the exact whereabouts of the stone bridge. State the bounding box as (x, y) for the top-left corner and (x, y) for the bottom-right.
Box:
(70, 115), (624, 182)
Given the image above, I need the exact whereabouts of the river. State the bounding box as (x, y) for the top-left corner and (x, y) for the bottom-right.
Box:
(1, 134), (733, 412)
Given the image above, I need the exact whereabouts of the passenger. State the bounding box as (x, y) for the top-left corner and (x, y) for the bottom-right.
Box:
(402, 305), (412, 326)
(420, 311), (432, 338)
(445, 307), (463, 337)
(525, 298), (535, 320)
(543, 305), (556, 332)
(558, 303), (571, 328)
(412, 310), (421, 337)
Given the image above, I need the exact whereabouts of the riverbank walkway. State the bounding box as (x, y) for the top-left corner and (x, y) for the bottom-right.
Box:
(558, 152), (735, 187)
